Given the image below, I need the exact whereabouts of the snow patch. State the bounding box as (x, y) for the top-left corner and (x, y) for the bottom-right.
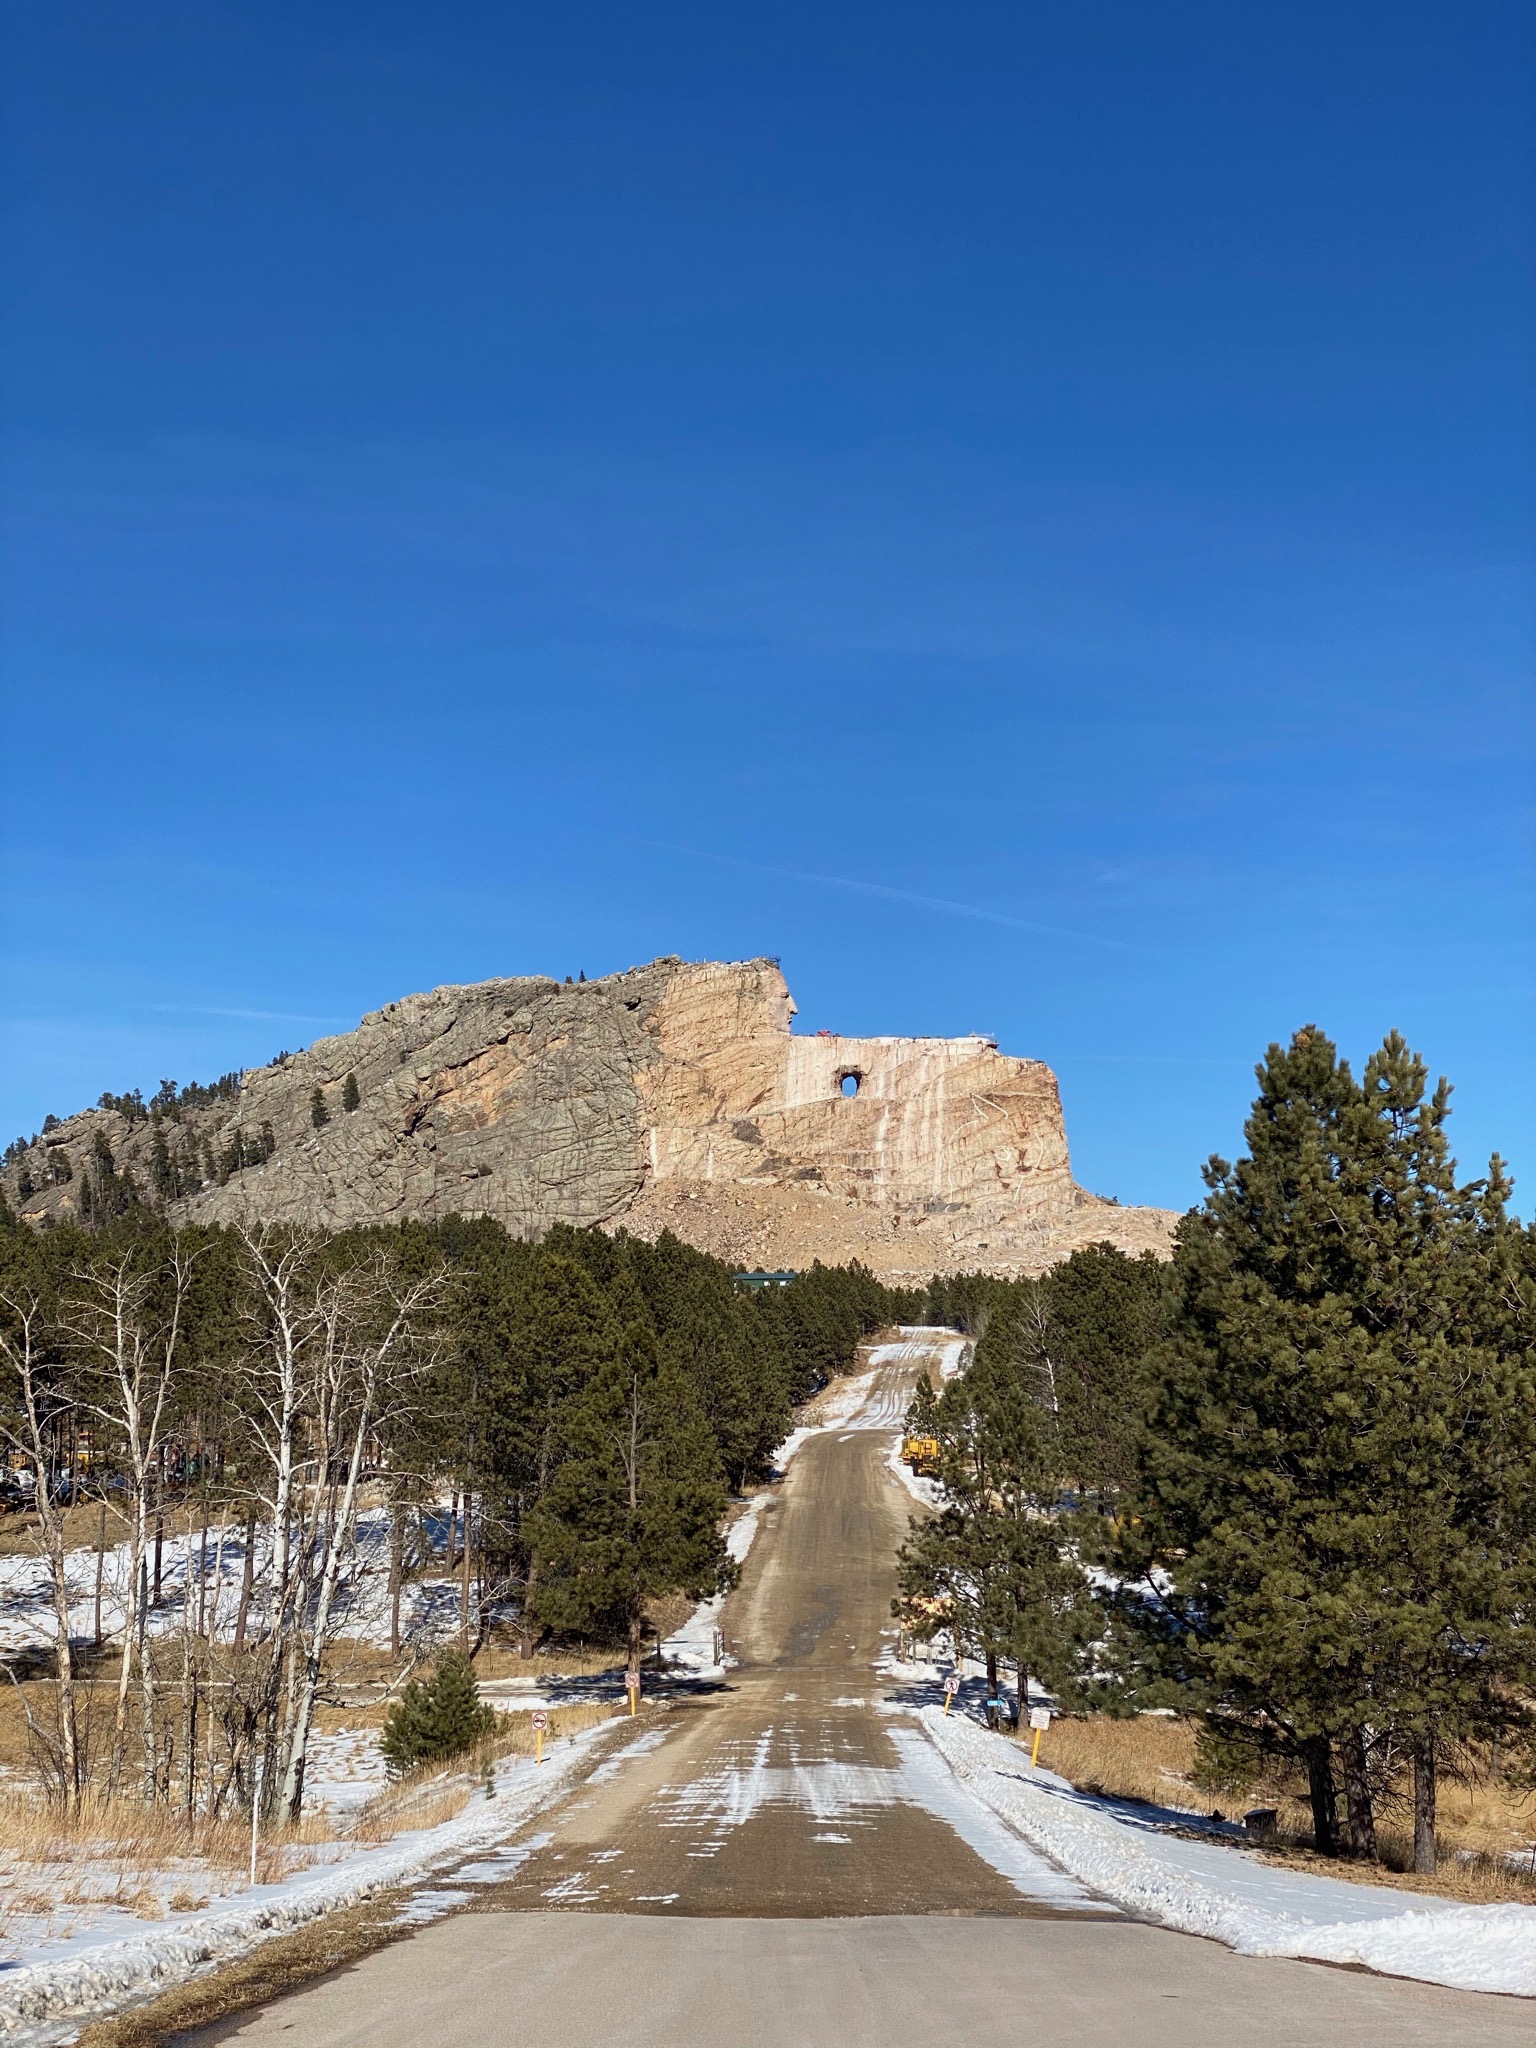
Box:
(0, 1726), (616, 2042)
(920, 1709), (1536, 1999)
(662, 1492), (773, 1677)
(664, 1329), (967, 1678)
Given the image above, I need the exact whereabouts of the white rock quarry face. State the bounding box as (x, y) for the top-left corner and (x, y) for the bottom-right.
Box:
(640, 962), (1073, 1221)
(4, 955), (1175, 1277)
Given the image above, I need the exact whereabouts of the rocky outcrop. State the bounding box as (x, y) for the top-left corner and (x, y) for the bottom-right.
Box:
(4, 957), (1176, 1278)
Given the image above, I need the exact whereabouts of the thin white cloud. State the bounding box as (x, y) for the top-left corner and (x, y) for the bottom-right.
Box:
(144, 1004), (353, 1025)
(635, 841), (1158, 955)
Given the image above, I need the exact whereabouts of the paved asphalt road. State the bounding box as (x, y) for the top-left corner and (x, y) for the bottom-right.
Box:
(198, 1341), (1534, 2048)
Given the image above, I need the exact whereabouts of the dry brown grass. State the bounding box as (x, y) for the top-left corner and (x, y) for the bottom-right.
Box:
(491, 1700), (617, 1752)
(0, 1678), (40, 1770)
(1029, 1714), (1536, 1905)
(349, 1699), (623, 1843)
(0, 1669), (185, 1774)
(0, 1497), (135, 1560)
(1031, 1713), (1203, 1813)
(73, 1892), (409, 2048)
(325, 1638), (650, 1688)
(0, 1698), (623, 1937)
(350, 1781), (471, 1841)
(0, 1658), (630, 1972)
(0, 1788), (329, 1881)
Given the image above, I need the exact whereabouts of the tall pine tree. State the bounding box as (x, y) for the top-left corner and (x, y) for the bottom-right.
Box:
(895, 1344), (1094, 1712)
(528, 1324), (732, 1669)
(1114, 1028), (1536, 1868)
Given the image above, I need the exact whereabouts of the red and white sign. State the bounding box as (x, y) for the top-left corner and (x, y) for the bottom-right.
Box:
(530, 1711), (549, 1731)
(626, 1670), (641, 1692)
(1028, 1706), (1052, 1732)
(942, 1675), (960, 1697)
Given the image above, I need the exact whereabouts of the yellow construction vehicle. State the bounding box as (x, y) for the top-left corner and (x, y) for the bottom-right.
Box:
(901, 1435), (942, 1477)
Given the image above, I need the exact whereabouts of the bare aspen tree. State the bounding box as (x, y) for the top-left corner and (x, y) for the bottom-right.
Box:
(232, 1498), (256, 1651)
(235, 1226), (439, 1823)
(0, 1287), (83, 1807)
(93, 1493), (108, 1648)
(63, 1242), (193, 1798)
(387, 1495), (405, 1659)
(233, 1225), (313, 1811)
(1021, 1280), (1059, 1416)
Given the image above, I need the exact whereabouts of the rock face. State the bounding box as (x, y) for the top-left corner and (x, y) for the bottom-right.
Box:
(4, 958), (1176, 1278)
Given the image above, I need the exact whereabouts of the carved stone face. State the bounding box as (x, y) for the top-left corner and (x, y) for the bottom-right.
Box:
(760, 968), (796, 1035)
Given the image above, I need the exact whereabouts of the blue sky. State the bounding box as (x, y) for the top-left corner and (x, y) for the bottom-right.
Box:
(3, 1), (1532, 1214)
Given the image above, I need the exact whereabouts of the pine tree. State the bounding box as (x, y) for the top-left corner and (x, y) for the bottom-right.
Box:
(1329, 1034), (1536, 1871)
(149, 1121), (177, 1200)
(1113, 1028), (1536, 1868)
(528, 1324), (732, 1668)
(1025, 1246), (1167, 1497)
(310, 1086), (329, 1129)
(631, 1235), (792, 1490)
(342, 1073), (360, 1113)
(378, 1648), (498, 1774)
(895, 1345), (1094, 1711)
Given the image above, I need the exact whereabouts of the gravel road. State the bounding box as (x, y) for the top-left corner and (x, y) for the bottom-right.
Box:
(195, 1343), (1535, 2048)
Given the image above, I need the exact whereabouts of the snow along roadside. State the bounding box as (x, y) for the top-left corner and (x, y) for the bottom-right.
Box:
(668, 1332), (965, 1677)
(919, 1708), (1536, 2000)
(0, 1723), (616, 2043)
(661, 1489), (772, 1676)
(663, 1364), (881, 1675)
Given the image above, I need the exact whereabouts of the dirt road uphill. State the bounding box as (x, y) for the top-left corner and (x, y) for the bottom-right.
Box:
(458, 1334), (1104, 1918)
(197, 1336), (1536, 2048)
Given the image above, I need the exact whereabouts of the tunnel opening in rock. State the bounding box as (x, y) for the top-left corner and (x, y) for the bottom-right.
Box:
(838, 1070), (862, 1098)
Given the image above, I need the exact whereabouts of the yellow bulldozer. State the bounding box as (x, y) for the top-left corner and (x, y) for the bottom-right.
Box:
(901, 1434), (942, 1478)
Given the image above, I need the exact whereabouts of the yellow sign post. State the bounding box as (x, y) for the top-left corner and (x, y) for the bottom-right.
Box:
(942, 1674), (959, 1715)
(1027, 1704), (1051, 1769)
(626, 1669), (640, 1717)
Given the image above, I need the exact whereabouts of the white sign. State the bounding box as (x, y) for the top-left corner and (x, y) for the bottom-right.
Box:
(626, 1670), (641, 1691)
(942, 1675), (960, 1697)
(530, 1711), (549, 1731)
(1028, 1706), (1052, 1732)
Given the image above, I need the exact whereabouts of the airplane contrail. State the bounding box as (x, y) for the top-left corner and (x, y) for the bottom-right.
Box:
(633, 841), (1157, 955)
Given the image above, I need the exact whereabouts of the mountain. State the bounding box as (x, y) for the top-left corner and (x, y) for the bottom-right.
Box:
(3, 956), (1176, 1278)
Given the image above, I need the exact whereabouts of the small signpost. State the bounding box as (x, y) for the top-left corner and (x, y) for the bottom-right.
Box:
(626, 1668), (641, 1717)
(1027, 1704), (1051, 1770)
(531, 1709), (549, 1765)
(942, 1674), (960, 1716)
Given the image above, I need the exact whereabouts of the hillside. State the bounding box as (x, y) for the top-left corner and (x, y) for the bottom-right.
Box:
(2, 957), (1176, 1278)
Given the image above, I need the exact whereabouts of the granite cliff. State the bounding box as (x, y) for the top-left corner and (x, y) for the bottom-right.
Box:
(4, 957), (1176, 1278)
